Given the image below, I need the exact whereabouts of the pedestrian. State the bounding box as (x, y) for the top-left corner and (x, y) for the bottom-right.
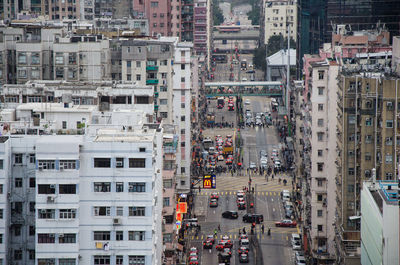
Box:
(218, 224), (221, 231)
(243, 227), (246, 234)
(239, 229), (241, 235)
(198, 186), (201, 193)
(262, 224), (265, 234)
(214, 229), (218, 237)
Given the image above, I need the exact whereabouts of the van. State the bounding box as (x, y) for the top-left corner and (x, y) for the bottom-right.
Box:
(292, 233), (301, 250)
(291, 233), (301, 243)
(184, 218), (198, 227)
(242, 213), (264, 224)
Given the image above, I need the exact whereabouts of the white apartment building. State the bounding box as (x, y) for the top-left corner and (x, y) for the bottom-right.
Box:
(301, 59), (338, 262)
(264, 0), (297, 45)
(361, 181), (399, 265)
(0, 121), (164, 265)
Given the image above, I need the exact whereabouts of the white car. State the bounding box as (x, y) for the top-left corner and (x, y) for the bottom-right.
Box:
(245, 99), (251, 105)
(242, 77), (247, 81)
(249, 162), (257, 170)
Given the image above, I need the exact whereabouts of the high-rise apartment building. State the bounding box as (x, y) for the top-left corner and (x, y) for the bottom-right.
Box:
(335, 75), (400, 265)
(264, 0), (297, 45)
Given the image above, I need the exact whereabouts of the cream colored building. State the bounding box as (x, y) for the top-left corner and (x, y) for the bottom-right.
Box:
(264, 0), (297, 45)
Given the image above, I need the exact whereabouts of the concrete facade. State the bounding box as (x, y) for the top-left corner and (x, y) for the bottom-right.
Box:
(264, 0), (297, 45)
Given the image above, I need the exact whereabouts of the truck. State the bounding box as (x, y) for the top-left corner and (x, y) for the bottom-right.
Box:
(207, 113), (215, 127)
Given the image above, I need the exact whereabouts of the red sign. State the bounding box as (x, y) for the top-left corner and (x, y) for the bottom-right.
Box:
(176, 202), (187, 214)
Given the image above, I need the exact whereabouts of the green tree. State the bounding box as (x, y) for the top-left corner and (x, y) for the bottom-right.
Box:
(247, 9), (259, 25)
(253, 45), (266, 72)
(266, 35), (296, 56)
(213, 0), (224, 26)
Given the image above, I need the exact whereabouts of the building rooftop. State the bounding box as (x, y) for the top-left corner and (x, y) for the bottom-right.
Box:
(94, 128), (154, 142)
(267, 49), (296, 66)
(16, 103), (96, 113)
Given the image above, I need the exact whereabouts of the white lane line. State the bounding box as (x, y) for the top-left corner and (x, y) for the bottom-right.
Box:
(272, 208), (275, 212)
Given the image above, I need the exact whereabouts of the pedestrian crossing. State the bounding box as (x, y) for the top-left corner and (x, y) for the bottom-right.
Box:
(188, 229), (297, 241)
(198, 190), (280, 196)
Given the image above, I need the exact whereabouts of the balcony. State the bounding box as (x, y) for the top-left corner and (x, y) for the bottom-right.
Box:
(163, 135), (178, 154)
(146, 66), (158, 71)
(146, 79), (159, 85)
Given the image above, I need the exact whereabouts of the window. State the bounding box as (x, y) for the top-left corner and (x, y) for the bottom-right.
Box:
(14, 225), (21, 236)
(163, 233), (172, 243)
(94, 158), (111, 168)
(181, 116), (185, 121)
(318, 87), (324, 95)
(365, 118), (372, 126)
(348, 168), (354, 175)
(29, 177), (35, 188)
(129, 182), (146, 192)
(181, 142), (185, 147)
(181, 129), (185, 135)
(181, 77), (185, 82)
(160, 86), (168, 92)
(116, 207), (123, 216)
(151, 1), (158, 7)
(29, 154), (35, 163)
(136, 96), (149, 104)
(59, 234), (76, 244)
(116, 182), (124, 192)
(94, 256), (110, 265)
(129, 158), (146, 168)
(94, 231), (111, 241)
(0, 209), (3, 219)
(38, 160), (55, 170)
(128, 256), (145, 265)
(348, 184), (354, 193)
(38, 209), (55, 219)
(94, 182), (111, 192)
(181, 103), (185, 108)
(14, 249), (23, 260)
(365, 153), (371, 161)
(15, 154), (23, 164)
(38, 233), (56, 243)
(136, 74), (141, 81)
(163, 179), (173, 188)
(317, 179), (323, 187)
(127, 61), (131, 68)
(129, 207), (145, 216)
(317, 163), (324, 172)
(365, 135), (372, 143)
(386, 137), (393, 145)
(317, 132), (324, 141)
(55, 53), (64, 64)
(29, 250), (35, 260)
(386, 120), (393, 128)
(385, 154), (393, 164)
(163, 197), (170, 207)
(94, 207), (111, 216)
(59, 160), (76, 169)
(31, 53), (40, 64)
(29, 225), (35, 236)
(31, 67), (40, 79)
(160, 99), (168, 105)
(18, 67), (27, 78)
(317, 119), (324, 127)
(129, 231), (145, 241)
(317, 194), (323, 202)
(38, 259), (55, 265)
(116, 158), (124, 168)
(59, 184), (76, 194)
(181, 64), (185, 70)
(160, 112), (168, 118)
(15, 178), (22, 188)
(317, 225), (323, 232)
(38, 184), (56, 194)
(116, 231), (123, 241)
(59, 209), (76, 219)
(68, 53), (77, 64)
(318, 71), (324, 80)
(18, 52), (27, 64)
(59, 259), (76, 265)
(386, 172), (393, 180)
(317, 210), (323, 217)
(30, 202), (35, 212)
(317, 150), (323, 157)
(127, 74), (131, 81)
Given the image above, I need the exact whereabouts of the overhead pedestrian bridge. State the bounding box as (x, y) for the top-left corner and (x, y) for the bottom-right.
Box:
(204, 81), (283, 97)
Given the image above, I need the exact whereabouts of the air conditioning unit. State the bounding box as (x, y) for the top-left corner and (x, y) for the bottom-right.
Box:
(59, 234), (64, 237)
(116, 161), (123, 167)
(49, 234), (55, 238)
(113, 218), (121, 225)
(50, 184), (56, 189)
(387, 101), (393, 110)
(38, 166), (43, 171)
(47, 196), (55, 203)
(59, 166), (64, 171)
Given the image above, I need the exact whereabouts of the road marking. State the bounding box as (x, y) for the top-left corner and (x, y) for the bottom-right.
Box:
(272, 208), (275, 212)
(286, 236), (289, 240)
(201, 235), (204, 240)
(229, 234), (232, 239)
(271, 198), (274, 202)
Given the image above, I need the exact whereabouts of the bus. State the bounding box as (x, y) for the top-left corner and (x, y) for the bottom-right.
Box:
(240, 59), (247, 70)
(217, 97), (225, 109)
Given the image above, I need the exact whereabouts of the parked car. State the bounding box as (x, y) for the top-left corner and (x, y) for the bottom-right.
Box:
(275, 219), (297, 227)
(222, 210), (239, 219)
(209, 199), (218, 208)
